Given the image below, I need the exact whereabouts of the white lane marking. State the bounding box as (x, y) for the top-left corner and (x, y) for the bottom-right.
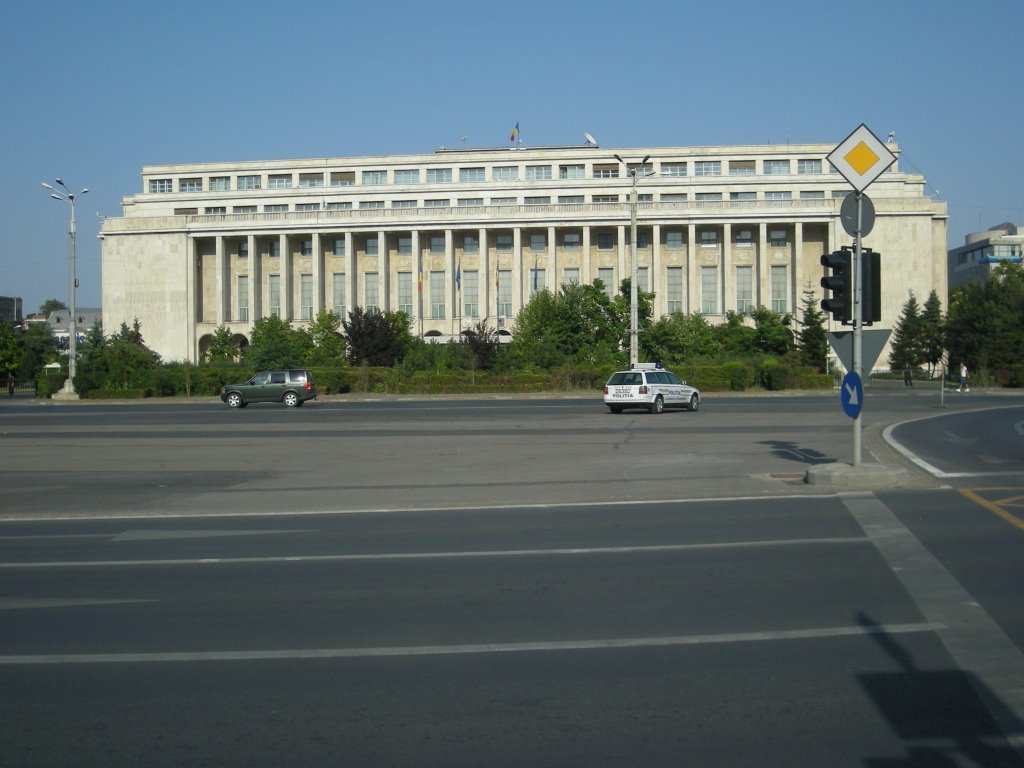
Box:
(0, 597), (156, 610)
(842, 492), (1024, 761)
(0, 622), (942, 665)
(0, 530), (313, 542)
(0, 536), (867, 570)
(0, 493), (841, 524)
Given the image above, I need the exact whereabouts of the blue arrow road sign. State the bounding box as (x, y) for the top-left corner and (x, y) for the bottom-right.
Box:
(841, 371), (864, 419)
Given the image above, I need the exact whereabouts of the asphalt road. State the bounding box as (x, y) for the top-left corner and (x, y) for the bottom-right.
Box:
(1, 390), (1023, 766)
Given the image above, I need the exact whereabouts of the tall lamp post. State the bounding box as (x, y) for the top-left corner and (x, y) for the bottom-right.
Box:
(42, 179), (88, 398)
(614, 154), (651, 368)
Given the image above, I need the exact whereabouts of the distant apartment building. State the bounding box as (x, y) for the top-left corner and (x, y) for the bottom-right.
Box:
(0, 296), (23, 325)
(100, 140), (948, 363)
(947, 222), (1023, 295)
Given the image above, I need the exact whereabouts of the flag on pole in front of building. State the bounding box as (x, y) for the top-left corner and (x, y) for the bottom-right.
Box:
(509, 122), (519, 143)
(455, 262), (461, 291)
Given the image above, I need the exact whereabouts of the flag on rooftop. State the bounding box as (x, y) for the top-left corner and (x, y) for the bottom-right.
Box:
(509, 122), (519, 143)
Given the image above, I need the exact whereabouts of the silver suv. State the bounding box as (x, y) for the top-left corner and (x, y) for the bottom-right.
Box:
(221, 369), (317, 408)
(603, 364), (700, 414)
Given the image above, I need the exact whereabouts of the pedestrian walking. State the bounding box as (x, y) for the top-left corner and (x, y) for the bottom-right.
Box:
(6, 371), (13, 398)
(903, 365), (913, 387)
(958, 362), (970, 392)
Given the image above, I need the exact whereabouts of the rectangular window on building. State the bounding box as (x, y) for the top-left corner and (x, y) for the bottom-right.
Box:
(179, 178), (202, 192)
(694, 161), (721, 176)
(299, 173), (324, 188)
(237, 175), (261, 190)
(392, 199), (417, 209)
(666, 230), (684, 249)
(331, 171), (355, 186)
(265, 204), (288, 213)
(562, 267), (580, 287)
(497, 269), (512, 316)
(701, 266), (718, 314)
(496, 233), (513, 252)
(463, 234), (479, 253)
(667, 267), (684, 313)
(363, 170), (387, 185)
(268, 174), (292, 189)
(463, 270), (479, 317)
(360, 200), (384, 209)
(800, 191), (825, 200)
(430, 272), (445, 319)
(558, 195), (584, 205)
(730, 192), (756, 202)
(205, 207), (226, 214)
(597, 232), (614, 250)
(736, 266), (753, 312)
(395, 169), (420, 185)
(729, 160), (755, 176)
(149, 178), (173, 193)
(458, 198), (483, 207)
(268, 274), (281, 317)
(701, 230), (718, 247)
(525, 165), (552, 181)
(771, 265), (787, 313)
(491, 196), (516, 206)
(365, 236), (379, 255)
(598, 267), (615, 298)
(425, 199), (450, 208)
(326, 202), (352, 210)
(593, 195), (618, 204)
(735, 230), (753, 247)
(696, 193), (722, 202)
(528, 267), (545, 296)
(798, 159), (822, 175)
(636, 232), (650, 249)
(234, 205), (257, 214)
(398, 272), (413, 317)
(398, 236), (412, 254)
(427, 168), (452, 183)
(364, 272), (379, 313)
(765, 191), (792, 202)
(638, 266), (649, 293)
(764, 160), (791, 175)
(296, 203), (319, 212)
(592, 163), (619, 179)
(563, 232), (581, 250)
(662, 193), (687, 204)
(300, 274), (313, 320)
(238, 241), (249, 259)
(429, 235), (445, 254)
(770, 229), (787, 247)
(459, 167), (486, 182)
(332, 273), (346, 317)
(269, 239), (281, 258)
(333, 238), (345, 256)
(525, 196), (550, 205)
(237, 275), (249, 322)
(492, 166), (518, 181)
(559, 164), (585, 180)
(301, 239), (313, 257)
(210, 176), (230, 192)
(661, 163), (687, 177)
(529, 233), (547, 251)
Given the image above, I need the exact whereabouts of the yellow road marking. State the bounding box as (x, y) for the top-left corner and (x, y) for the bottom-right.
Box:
(959, 488), (1024, 531)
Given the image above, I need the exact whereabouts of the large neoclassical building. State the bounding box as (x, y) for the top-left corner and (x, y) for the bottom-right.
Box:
(100, 139), (947, 362)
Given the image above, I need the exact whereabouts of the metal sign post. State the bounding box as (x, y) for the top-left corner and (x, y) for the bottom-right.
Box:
(827, 124), (896, 468)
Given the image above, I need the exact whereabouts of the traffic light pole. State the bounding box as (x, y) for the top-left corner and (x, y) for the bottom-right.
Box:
(853, 192), (864, 467)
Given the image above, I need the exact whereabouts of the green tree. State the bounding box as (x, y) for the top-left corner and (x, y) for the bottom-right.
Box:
(0, 322), (19, 376)
(888, 292), (924, 370)
(945, 261), (1024, 375)
(714, 311), (758, 356)
(641, 312), (720, 362)
(748, 306), (794, 356)
(796, 285), (829, 369)
(38, 299), (66, 316)
(205, 325), (241, 363)
(462, 320), (499, 370)
(342, 308), (410, 366)
(245, 315), (308, 370)
(306, 310), (347, 365)
(920, 290), (945, 376)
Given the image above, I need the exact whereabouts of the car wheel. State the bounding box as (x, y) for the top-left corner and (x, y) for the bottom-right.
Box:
(688, 394), (699, 412)
(650, 395), (664, 414)
(226, 392), (244, 408)
(608, 405), (623, 414)
(283, 391), (300, 408)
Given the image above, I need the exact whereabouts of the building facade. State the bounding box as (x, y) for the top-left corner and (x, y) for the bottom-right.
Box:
(947, 222), (1022, 295)
(100, 141), (947, 363)
(0, 296), (23, 326)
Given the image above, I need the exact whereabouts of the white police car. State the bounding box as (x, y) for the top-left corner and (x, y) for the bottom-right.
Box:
(603, 363), (700, 414)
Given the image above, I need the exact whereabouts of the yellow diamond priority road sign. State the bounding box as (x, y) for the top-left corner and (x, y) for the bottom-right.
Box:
(827, 123), (897, 193)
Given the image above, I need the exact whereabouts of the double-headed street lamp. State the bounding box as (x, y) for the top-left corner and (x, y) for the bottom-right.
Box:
(41, 179), (88, 397)
(614, 154), (652, 368)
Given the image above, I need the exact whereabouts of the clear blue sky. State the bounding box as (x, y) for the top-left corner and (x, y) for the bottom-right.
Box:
(3, 0), (1021, 315)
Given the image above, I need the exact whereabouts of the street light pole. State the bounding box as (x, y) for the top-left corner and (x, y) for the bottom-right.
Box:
(42, 179), (88, 398)
(614, 154), (650, 368)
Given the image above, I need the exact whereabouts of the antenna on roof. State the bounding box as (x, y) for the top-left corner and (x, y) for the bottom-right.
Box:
(584, 132), (598, 147)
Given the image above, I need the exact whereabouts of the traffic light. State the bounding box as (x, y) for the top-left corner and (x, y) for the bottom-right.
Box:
(861, 248), (881, 325)
(820, 247), (852, 323)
